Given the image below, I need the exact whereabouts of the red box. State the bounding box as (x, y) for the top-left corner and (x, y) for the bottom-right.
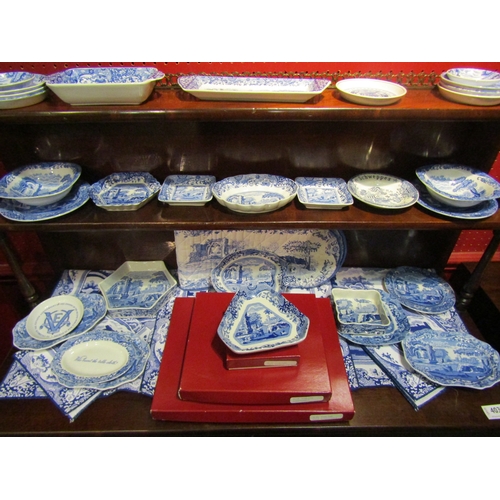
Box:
(225, 344), (300, 370)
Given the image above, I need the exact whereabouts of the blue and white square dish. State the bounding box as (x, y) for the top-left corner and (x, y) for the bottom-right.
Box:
(295, 177), (353, 209)
(158, 174), (215, 206)
(331, 288), (390, 327)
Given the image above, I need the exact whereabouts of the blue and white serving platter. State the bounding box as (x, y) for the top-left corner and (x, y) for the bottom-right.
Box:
(51, 330), (150, 390)
(446, 68), (500, 88)
(212, 174), (297, 213)
(217, 290), (310, 354)
(90, 172), (161, 211)
(402, 328), (500, 389)
(211, 249), (287, 294)
(0, 181), (90, 222)
(295, 177), (354, 209)
(384, 266), (455, 314)
(158, 175), (215, 206)
(336, 78), (407, 106)
(178, 75), (331, 103)
(13, 293), (107, 351)
(347, 173), (419, 209)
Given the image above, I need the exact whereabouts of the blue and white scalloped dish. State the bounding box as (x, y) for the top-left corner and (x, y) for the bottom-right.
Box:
(295, 177), (353, 209)
(158, 175), (215, 206)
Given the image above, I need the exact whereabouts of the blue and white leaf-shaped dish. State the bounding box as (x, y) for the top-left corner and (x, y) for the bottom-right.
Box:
(211, 249), (287, 294)
(384, 266), (455, 314)
(295, 177), (354, 209)
(446, 68), (500, 88)
(217, 290), (310, 354)
(212, 174), (297, 213)
(90, 172), (161, 211)
(158, 174), (215, 205)
(336, 78), (407, 106)
(178, 75), (331, 103)
(402, 328), (500, 389)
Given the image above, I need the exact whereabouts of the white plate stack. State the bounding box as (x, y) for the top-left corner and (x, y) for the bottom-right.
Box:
(0, 72), (47, 109)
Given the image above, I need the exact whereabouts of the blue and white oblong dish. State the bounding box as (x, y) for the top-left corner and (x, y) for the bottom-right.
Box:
(0, 181), (90, 222)
(178, 75), (331, 103)
(51, 330), (150, 390)
(0, 162), (82, 206)
(416, 164), (500, 208)
(212, 174), (297, 214)
(217, 290), (310, 354)
(211, 249), (287, 294)
(347, 173), (419, 209)
(158, 174), (215, 205)
(384, 266), (455, 314)
(13, 293), (107, 351)
(336, 78), (407, 106)
(402, 328), (500, 389)
(446, 68), (500, 88)
(46, 67), (165, 105)
(295, 177), (354, 209)
(90, 172), (161, 211)
(0, 72), (36, 91)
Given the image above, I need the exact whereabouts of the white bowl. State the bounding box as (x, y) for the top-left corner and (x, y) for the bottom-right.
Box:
(437, 84), (500, 107)
(446, 68), (500, 88)
(336, 78), (406, 106)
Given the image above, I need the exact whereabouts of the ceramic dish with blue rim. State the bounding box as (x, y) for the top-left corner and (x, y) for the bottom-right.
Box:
(336, 78), (407, 106)
(414, 180), (498, 220)
(211, 248), (287, 294)
(402, 328), (500, 389)
(158, 174), (215, 206)
(13, 293), (107, 351)
(295, 177), (354, 209)
(0, 181), (90, 222)
(212, 174), (297, 214)
(0, 162), (82, 206)
(178, 75), (331, 103)
(0, 71), (36, 91)
(347, 173), (419, 209)
(446, 68), (500, 88)
(217, 290), (310, 354)
(384, 266), (455, 314)
(90, 172), (160, 211)
(51, 329), (150, 390)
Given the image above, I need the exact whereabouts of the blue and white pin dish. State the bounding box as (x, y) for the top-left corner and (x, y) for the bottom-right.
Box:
(446, 68), (500, 88)
(414, 180), (498, 219)
(0, 181), (90, 222)
(295, 177), (353, 209)
(212, 174), (297, 213)
(98, 260), (176, 318)
(0, 162), (82, 206)
(178, 75), (331, 103)
(13, 293), (107, 351)
(402, 328), (500, 389)
(336, 78), (407, 106)
(384, 266), (455, 314)
(347, 173), (419, 209)
(90, 172), (161, 211)
(0, 72), (36, 91)
(158, 174), (215, 206)
(217, 290), (310, 354)
(332, 288), (390, 327)
(211, 249), (287, 294)
(46, 67), (165, 105)
(416, 164), (500, 208)
(51, 330), (150, 390)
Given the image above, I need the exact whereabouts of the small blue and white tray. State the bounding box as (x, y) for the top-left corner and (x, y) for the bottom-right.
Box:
(336, 78), (407, 106)
(347, 173), (419, 209)
(51, 330), (150, 390)
(90, 172), (160, 211)
(178, 75), (331, 103)
(211, 249), (287, 294)
(212, 174), (297, 214)
(158, 175), (215, 206)
(446, 68), (500, 88)
(217, 290), (310, 354)
(402, 328), (500, 389)
(295, 177), (353, 209)
(384, 266), (455, 314)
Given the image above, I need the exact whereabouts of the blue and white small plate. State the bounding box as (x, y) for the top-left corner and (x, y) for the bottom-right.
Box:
(51, 329), (150, 390)
(347, 173), (419, 209)
(446, 68), (500, 88)
(217, 290), (310, 354)
(336, 78), (407, 106)
(211, 249), (287, 294)
(0, 181), (90, 222)
(402, 328), (500, 389)
(295, 177), (353, 209)
(384, 266), (455, 314)
(158, 175), (215, 205)
(0, 71), (36, 91)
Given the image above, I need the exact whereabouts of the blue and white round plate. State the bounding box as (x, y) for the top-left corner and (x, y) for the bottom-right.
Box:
(384, 266), (455, 314)
(0, 71), (36, 91)
(402, 328), (500, 389)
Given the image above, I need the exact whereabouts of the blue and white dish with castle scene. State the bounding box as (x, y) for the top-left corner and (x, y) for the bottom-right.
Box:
(158, 174), (215, 206)
(402, 328), (500, 389)
(295, 177), (354, 209)
(217, 290), (310, 354)
(332, 288), (390, 327)
(90, 172), (161, 211)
